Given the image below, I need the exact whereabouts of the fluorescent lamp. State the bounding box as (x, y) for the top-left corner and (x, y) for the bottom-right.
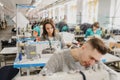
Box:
(0, 2), (3, 7)
(35, 0), (42, 2)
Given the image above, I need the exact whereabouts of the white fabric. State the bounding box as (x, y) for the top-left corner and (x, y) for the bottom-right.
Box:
(59, 32), (75, 44)
(13, 12), (29, 29)
(100, 62), (120, 80)
(15, 70), (109, 80)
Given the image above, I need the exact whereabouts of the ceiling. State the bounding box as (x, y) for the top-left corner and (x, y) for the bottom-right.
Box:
(0, 0), (33, 17)
(0, 0), (59, 18)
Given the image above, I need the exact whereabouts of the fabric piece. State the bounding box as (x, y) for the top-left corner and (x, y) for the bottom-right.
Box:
(0, 65), (19, 80)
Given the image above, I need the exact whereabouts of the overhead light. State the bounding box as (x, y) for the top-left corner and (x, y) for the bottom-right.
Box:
(0, 2), (3, 7)
(26, 0), (42, 15)
(35, 0), (42, 2)
(34, 0), (42, 6)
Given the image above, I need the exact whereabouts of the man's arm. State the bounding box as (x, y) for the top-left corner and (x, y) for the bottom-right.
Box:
(40, 52), (63, 75)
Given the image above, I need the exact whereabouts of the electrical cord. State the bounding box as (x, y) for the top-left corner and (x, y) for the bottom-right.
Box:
(79, 71), (86, 80)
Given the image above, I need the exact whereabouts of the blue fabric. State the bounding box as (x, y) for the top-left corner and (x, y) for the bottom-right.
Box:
(85, 28), (102, 38)
(33, 26), (40, 36)
(61, 26), (69, 32)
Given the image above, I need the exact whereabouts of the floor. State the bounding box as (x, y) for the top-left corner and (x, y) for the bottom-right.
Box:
(0, 26), (40, 75)
(0, 26), (15, 67)
(0, 26), (15, 50)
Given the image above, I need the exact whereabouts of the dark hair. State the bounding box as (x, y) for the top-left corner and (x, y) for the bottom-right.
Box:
(42, 19), (56, 39)
(87, 37), (109, 55)
(92, 22), (99, 28)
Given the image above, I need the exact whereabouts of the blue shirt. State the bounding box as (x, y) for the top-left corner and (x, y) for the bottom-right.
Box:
(85, 28), (102, 38)
(33, 25), (40, 36)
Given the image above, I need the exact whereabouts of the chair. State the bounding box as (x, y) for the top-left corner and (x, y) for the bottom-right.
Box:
(0, 55), (4, 67)
(0, 65), (19, 80)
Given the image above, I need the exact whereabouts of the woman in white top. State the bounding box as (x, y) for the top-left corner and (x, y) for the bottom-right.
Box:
(40, 19), (65, 51)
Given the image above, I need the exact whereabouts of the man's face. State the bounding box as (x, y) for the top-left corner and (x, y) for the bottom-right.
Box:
(79, 43), (103, 67)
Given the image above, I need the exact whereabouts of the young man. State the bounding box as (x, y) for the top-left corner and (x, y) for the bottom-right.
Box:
(40, 37), (109, 74)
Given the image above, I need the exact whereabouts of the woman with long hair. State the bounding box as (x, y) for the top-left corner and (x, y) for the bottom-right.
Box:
(40, 19), (64, 49)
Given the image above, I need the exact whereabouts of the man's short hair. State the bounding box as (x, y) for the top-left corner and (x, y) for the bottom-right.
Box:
(87, 37), (109, 55)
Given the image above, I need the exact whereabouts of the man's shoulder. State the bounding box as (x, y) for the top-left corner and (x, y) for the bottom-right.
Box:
(55, 49), (70, 55)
